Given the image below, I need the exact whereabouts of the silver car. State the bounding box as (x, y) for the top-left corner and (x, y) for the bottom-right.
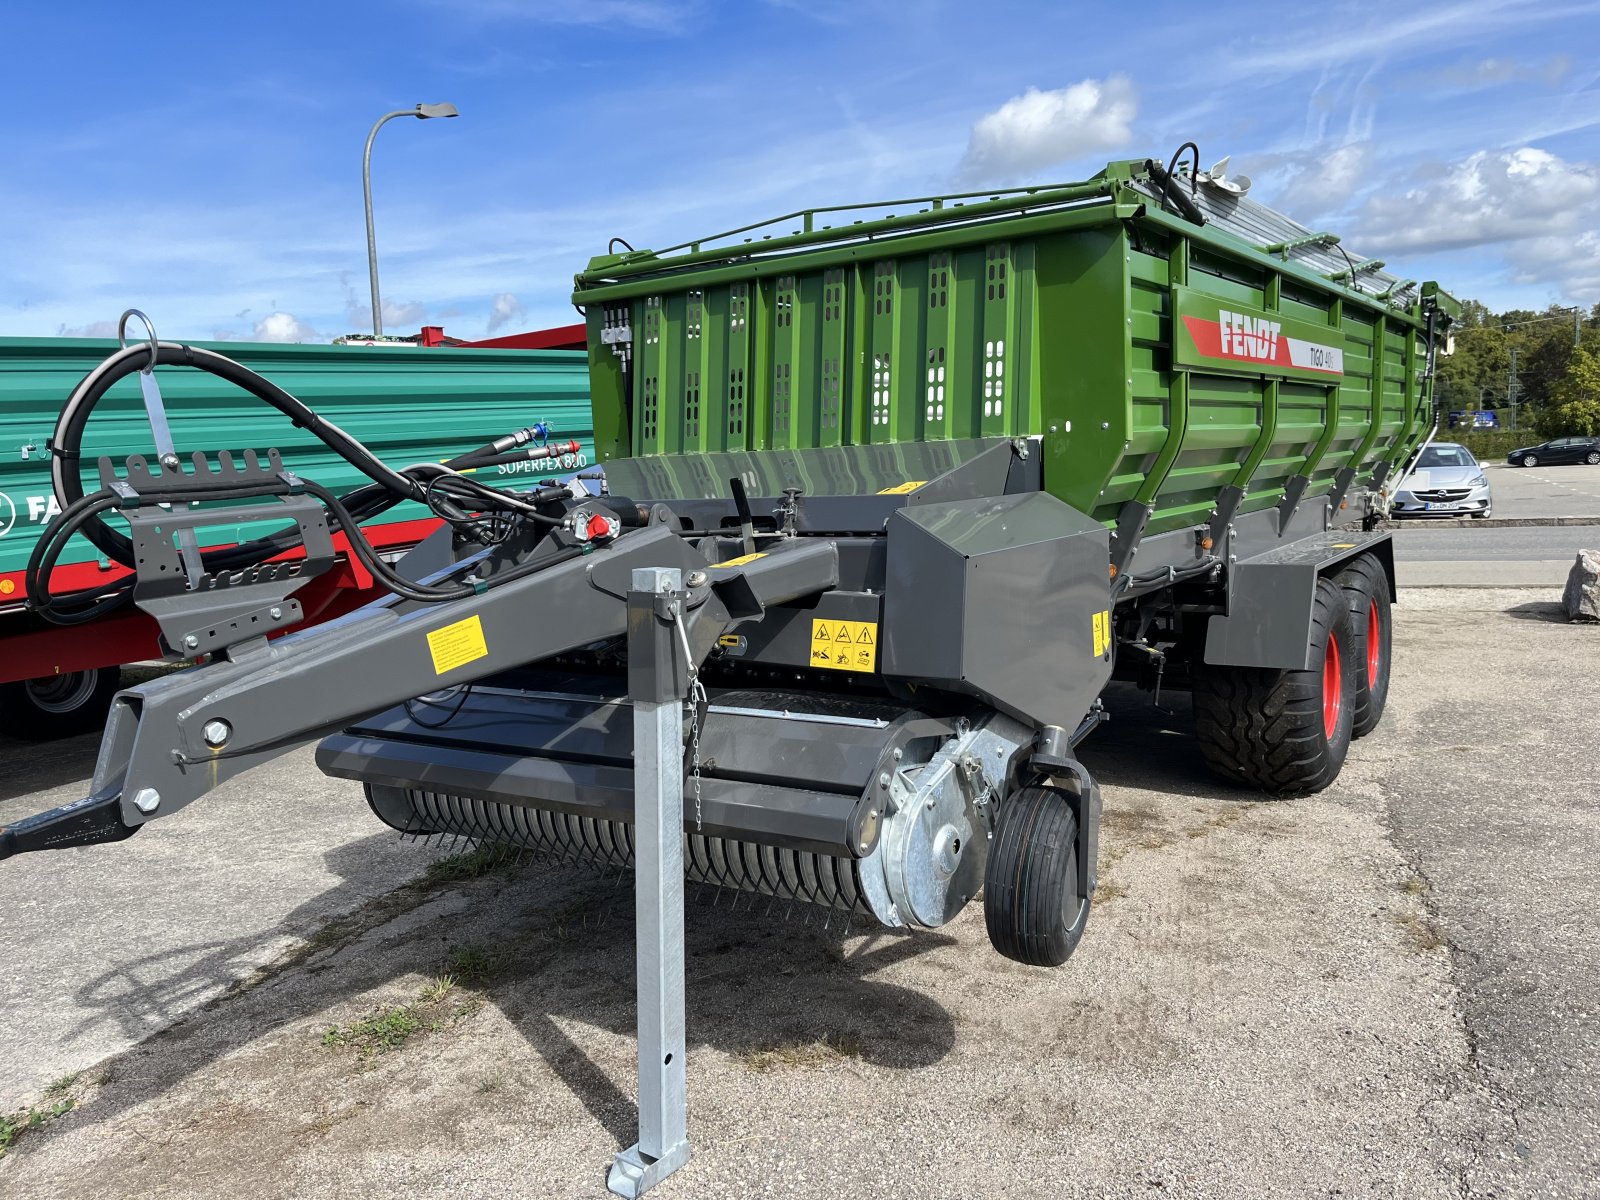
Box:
(1391, 442), (1493, 518)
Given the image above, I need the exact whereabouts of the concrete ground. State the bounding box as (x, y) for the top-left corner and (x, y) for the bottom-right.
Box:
(1, 586), (1596, 1198)
(1393, 525), (1600, 588)
(1472, 461), (1600, 522)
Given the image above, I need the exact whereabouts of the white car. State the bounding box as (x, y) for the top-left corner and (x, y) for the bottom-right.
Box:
(1391, 442), (1493, 518)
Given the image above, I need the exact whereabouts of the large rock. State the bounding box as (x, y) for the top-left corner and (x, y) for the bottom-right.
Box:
(1564, 549), (1600, 622)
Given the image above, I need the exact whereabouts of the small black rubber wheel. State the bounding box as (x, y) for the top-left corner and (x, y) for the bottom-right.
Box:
(1193, 577), (1357, 794)
(984, 785), (1088, 967)
(1335, 553), (1392, 738)
(0, 667), (122, 740)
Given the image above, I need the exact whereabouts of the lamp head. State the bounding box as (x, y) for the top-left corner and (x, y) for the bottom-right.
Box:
(415, 102), (459, 119)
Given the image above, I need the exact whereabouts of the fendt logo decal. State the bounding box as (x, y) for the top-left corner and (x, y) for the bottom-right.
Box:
(1172, 287), (1349, 382)
(0, 491), (65, 539)
(1182, 311), (1345, 376)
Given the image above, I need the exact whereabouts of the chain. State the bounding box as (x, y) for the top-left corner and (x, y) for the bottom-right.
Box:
(688, 677), (706, 832)
(672, 604), (707, 832)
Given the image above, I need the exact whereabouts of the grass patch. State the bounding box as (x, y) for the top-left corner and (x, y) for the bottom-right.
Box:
(445, 943), (498, 985)
(1394, 912), (1447, 952)
(322, 1005), (422, 1057)
(737, 1033), (863, 1073)
(0, 1097), (76, 1160)
(322, 974), (483, 1059)
(424, 844), (518, 887)
(1094, 879), (1130, 904)
(418, 976), (457, 1004)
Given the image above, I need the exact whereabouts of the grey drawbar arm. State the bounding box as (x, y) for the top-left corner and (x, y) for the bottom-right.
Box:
(0, 526), (839, 858)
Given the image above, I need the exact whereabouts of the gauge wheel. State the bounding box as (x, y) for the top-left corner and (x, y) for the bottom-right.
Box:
(1333, 555), (1392, 737)
(0, 667), (122, 740)
(984, 784), (1089, 967)
(1522, 454), (1538, 467)
(1193, 577), (1357, 793)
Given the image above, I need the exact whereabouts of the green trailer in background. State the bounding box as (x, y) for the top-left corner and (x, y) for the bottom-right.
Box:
(0, 337), (591, 736)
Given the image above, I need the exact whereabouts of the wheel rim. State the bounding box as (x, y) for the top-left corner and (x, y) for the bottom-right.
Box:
(1322, 633), (1343, 741)
(1589, 453), (1600, 465)
(1366, 600), (1381, 689)
(23, 671), (98, 714)
(1526, 457), (1537, 467)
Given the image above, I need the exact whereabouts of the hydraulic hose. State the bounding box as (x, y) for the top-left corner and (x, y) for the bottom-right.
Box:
(50, 341), (431, 571)
(34, 341), (581, 619)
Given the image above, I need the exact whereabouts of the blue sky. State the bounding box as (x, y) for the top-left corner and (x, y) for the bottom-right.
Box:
(2, 0), (1597, 343)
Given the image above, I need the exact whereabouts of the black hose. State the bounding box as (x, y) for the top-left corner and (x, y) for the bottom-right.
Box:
(302, 480), (585, 604)
(1145, 158), (1205, 226)
(34, 342), (583, 619)
(50, 342), (429, 571)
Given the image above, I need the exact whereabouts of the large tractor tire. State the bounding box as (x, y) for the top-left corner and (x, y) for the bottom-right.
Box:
(0, 667), (122, 741)
(1193, 577), (1357, 794)
(1335, 554), (1392, 738)
(984, 784), (1089, 967)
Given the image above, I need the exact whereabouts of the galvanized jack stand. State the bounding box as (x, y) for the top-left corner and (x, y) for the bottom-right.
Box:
(607, 567), (691, 1197)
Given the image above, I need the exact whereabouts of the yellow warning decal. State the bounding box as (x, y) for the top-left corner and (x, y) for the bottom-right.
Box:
(718, 634), (743, 647)
(810, 618), (878, 673)
(877, 481), (926, 495)
(1092, 609), (1111, 658)
(713, 552), (767, 568)
(427, 614), (489, 675)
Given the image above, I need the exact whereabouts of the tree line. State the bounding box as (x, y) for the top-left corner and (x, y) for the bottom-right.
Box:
(1434, 301), (1600, 438)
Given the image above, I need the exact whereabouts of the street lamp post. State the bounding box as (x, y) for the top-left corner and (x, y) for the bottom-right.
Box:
(362, 102), (459, 339)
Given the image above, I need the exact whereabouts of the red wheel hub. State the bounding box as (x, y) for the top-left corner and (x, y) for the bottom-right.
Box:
(1322, 631), (1343, 741)
(1366, 600), (1381, 689)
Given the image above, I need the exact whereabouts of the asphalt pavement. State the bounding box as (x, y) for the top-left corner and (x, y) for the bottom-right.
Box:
(1, 584), (1597, 1198)
(1, 472), (1597, 1196)
(1472, 460), (1600, 520)
(1391, 463), (1600, 586)
(1392, 525), (1599, 587)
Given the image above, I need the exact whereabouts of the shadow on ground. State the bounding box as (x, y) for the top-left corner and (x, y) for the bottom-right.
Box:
(1503, 600), (1574, 623)
(1079, 683), (1258, 803)
(0, 731), (101, 804)
(32, 840), (957, 1156)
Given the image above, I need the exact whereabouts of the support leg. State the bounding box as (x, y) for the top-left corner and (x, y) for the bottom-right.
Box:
(609, 567), (691, 1197)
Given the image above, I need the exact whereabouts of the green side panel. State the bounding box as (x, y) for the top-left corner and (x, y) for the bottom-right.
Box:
(578, 173), (1443, 532)
(1038, 225), (1134, 522)
(0, 338), (592, 578)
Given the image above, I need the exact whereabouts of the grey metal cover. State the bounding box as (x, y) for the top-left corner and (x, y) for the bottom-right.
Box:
(1138, 173), (1417, 304)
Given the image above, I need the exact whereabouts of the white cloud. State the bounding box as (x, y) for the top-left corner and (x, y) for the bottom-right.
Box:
(1512, 232), (1600, 299)
(957, 77), (1136, 183)
(1231, 0), (1581, 75)
(1274, 143), (1375, 216)
(486, 292), (527, 333)
(338, 277), (427, 333)
(252, 311), (318, 342)
(1359, 148), (1600, 254)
